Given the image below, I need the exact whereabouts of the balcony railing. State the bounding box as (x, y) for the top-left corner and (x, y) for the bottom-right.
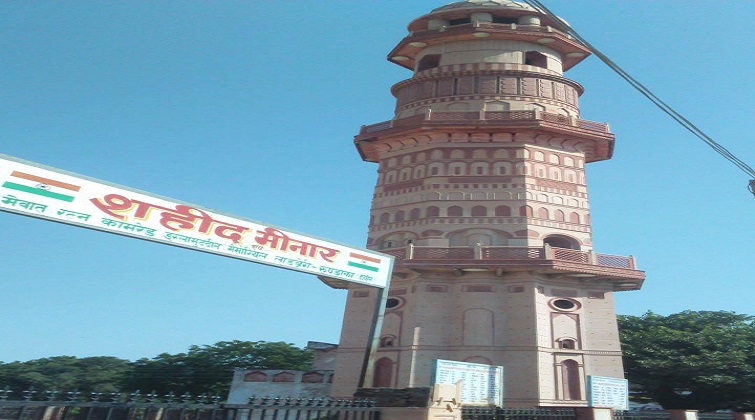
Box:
(360, 110), (610, 135)
(380, 244), (636, 270)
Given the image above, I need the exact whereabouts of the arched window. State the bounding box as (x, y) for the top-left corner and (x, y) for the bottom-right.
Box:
(380, 335), (397, 347)
(243, 371), (267, 382)
(471, 206), (487, 216)
(409, 208), (421, 220)
(379, 213), (391, 224)
(426, 206), (440, 217)
(561, 360), (581, 400)
(395, 211), (405, 222)
(302, 372), (325, 383)
(569, 212), (580, 224)
(448, 206), (463, 217)
(495, 206), (511, 216)
(559, 338), (577, 350)
(519, 206), (533, 217)
(543, 235), (580, 250)
(554, 210), (565, 222)
(272, 372), (295, 383)
(537, 207), (549, 219)
(373, 358), (394, 388)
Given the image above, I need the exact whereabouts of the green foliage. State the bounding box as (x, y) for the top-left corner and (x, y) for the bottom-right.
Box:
(121, 340), (314, 396)
(0, 356), (130, 394)
(0, 341), (313, 398)
(618, 310), (755, 411)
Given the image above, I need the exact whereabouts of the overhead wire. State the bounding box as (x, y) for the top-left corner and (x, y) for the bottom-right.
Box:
(521, 0), (755, 195)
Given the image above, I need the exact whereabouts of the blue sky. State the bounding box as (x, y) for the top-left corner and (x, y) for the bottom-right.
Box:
(1, 1), (753, 363)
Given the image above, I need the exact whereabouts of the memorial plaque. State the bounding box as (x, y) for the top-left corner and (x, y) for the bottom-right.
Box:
(434, 359), (503, 406)
(587, 375), (629, 410)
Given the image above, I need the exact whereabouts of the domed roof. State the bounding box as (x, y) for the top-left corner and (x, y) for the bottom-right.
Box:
(431, 0), (538, 13)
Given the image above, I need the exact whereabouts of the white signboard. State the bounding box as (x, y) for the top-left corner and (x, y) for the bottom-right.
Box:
(587, 375), (629, 410)
(0, 154), (393, 288)
(434, 359), (504, 406)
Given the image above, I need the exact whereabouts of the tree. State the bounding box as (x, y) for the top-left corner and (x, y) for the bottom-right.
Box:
(618, 310), (755, 411)
(0, 356), (130, 395)
(122, 341), (313, 396)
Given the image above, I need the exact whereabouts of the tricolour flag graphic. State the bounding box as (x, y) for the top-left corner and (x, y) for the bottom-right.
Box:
(2, 171), (81, 202)
(347, 252), (381, 272)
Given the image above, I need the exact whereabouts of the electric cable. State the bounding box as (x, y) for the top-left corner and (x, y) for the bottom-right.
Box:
(521, 0), (755, 196)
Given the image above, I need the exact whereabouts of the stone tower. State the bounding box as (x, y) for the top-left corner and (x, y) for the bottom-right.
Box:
(326, 0), (645, 407)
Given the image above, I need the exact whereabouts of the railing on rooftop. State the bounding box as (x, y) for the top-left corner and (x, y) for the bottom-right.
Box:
(360, 111), (610, 135)
(409, 21), (576, 41)
(380, 244), (636, 270)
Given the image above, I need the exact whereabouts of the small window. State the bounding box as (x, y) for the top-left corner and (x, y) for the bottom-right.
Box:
(417, 54), (441, 72)
(559, 339), (577, 349)
(448, 206), (463, 217)
(493, 16), (517, 24)
(464, 285), (494, 293)
(550, 298), (580, 311)
(471, 206), (487, 216)
(495, 206), (511, 216)
(272, 372), (295, 383)
(449, 17), (471, 25)
(524, 51), (547, 68)
(243, 371), (267, 382)
(380, 336), (397, 347)
(386, 297), (403, 309)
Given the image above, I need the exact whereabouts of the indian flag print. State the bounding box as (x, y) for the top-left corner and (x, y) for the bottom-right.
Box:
(2, 171), (81, 202)
(347, 252), (382, 272)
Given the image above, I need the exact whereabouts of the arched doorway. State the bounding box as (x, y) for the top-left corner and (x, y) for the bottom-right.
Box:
(373, 357), (394, 388)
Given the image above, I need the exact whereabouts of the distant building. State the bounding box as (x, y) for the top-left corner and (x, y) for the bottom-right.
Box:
(226, 342), (337, 403)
